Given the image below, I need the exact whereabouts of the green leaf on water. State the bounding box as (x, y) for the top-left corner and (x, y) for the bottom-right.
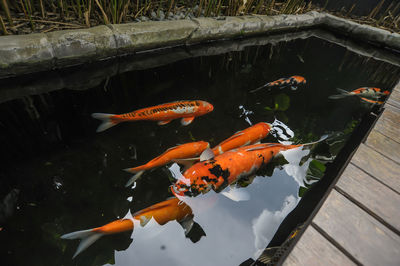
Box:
(274, 93), (290, 111)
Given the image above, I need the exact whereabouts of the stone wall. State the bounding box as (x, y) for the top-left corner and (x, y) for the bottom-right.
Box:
(0, 11), (399, 78)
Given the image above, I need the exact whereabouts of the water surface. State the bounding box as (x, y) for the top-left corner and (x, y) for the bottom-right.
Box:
(1, 32), (399, 266)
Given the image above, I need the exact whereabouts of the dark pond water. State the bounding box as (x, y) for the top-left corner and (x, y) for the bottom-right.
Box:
(1, 31), (399, 266)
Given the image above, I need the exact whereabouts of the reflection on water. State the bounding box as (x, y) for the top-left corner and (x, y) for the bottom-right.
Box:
(0, 31), (399, 266)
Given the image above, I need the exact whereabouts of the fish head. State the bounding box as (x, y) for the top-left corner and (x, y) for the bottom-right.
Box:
(196, 141), (210, 152)
(292, 75), (306, 84)
(198, 101), (214, 114)
(171, 163), (215, 197)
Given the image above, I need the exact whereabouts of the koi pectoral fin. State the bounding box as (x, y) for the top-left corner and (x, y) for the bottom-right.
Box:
(172, 158), (199, 171)
(221, 187), (250, 202)
(158, 120), (172, 126)
(181, 117), (195, 126)
(125, 170), (145, 187)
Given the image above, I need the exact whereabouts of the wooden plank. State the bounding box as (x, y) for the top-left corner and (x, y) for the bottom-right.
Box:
(283, 226), (356, 266)
(374, 105), (400, 143)
(313, 190), (400, 266)
(351, 144), (400, 194)
(365, 129), (400, 164)
(387, 85), (400, 109)
(336, 163), (400, 232)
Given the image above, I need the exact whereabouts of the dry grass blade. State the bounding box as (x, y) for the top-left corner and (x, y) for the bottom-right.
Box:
(0, 13), (9, 34)
(94, 0), (110, 24)
(0, 0), (13, 26)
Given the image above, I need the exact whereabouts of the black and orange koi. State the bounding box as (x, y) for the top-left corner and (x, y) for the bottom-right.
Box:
(251, 76), (306, 93)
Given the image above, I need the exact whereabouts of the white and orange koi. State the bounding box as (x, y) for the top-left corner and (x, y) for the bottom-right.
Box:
(329, 87), (390, 100)
(92, 100), (214, 132)
(61, 197), (195, 258)
(124, 141), (210, 187)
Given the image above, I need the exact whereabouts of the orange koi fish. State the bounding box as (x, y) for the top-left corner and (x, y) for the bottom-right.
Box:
(171, 143), (303, 197)
(251, 76), (306, 93)
(61, 197), (199, 258)
(92, 100), (214, 132)
(329, 87), (390, 100)
(212, 122), (272, 155)
(124, 141), (210, 187)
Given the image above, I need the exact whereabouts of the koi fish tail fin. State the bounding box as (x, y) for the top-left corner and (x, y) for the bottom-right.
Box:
(91, 113), (118, 132)
(61, 229), (104, 258)
(124, 169), (145, 187)
(250, 84), (267, 93)
(328, 88), (351, 99)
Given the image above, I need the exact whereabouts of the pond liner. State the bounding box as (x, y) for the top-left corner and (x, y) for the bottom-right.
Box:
(251, 101), (387, 265)
(1, 28), (399, 104)
(0, 11), (399, 79)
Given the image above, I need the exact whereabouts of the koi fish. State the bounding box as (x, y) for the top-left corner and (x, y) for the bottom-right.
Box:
(171, 143), (303, 197)
(124, 141), (210, 187)
(61, 197), (202, 258)
(92, 100), (214, 132)
(328, 87), (390, 100)
(212, 122), (272, 155)
(171, 135), (327, 198)
(251, 76), (306, 93)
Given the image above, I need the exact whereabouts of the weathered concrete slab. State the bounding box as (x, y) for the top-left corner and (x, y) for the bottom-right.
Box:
(0, 33), (53, 76)
(111, 20), (198, 54)
(323, 14), (400, 51)
(0, 12), (399, 78)
(46, 26), (117, 67)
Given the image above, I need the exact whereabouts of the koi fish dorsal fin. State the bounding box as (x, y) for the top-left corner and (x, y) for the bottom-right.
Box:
(200, 148), (215, 161)
(218, 132), (244, 145)
(181, 117), (195, 126)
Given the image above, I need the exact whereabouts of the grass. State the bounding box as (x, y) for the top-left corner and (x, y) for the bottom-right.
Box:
(0, 0), (399, 35)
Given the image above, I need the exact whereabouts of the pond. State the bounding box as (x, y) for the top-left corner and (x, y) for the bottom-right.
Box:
(1, 30), (399, 266)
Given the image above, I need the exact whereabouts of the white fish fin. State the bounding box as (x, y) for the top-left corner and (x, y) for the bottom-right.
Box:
(221, 187), (250, 202)
(245, 145), (269, 152)
(329, 88), (352, 99)
(125, 170), (145, 187)
(179, 216), (194, 236)
(181, 117), (195, 126)
(61, 229), (103, 258)
(172, 158), (199, 171)
(158, 120), (172, 125)
(302, 135), (329, 147)
(140, 216), (151, 227)
(336, 88), (350, 94)
(200, 148), (215, 161)
(250, 84), (267, 93)
(91, 113), (118, 132)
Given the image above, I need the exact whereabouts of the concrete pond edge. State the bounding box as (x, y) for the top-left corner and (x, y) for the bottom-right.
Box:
(0, 11), (399, 78)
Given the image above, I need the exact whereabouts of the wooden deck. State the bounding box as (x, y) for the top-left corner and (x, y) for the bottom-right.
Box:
(282, 82), (400, 266)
